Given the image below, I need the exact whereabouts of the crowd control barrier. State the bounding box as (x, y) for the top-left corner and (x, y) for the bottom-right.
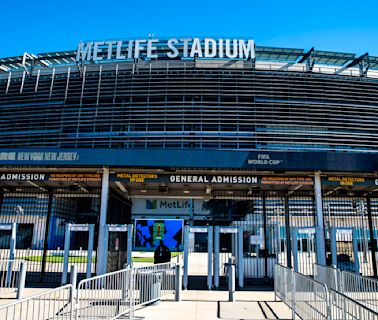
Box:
(0, 284), (74, 320)
(341, 270), (378, 312)
(292, 271), (329, 320)
(76, 267), (132, 319)
(130, 262), (176, 309)
(329, 289), (378, 320)
(274, 263), (378, 320)
(314, 263), (341, 291)
(0, 260), (24, 296)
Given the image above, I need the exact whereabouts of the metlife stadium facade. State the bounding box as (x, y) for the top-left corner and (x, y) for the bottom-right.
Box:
(0, 37), (378, 287)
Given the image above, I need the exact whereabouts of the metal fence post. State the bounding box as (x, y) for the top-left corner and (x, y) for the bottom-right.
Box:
(352, 228), (360, 274)
(16, 261), (26, 300)
(175, 264), (182, 302)
(87, 224), (95, 279)
(237, 227), (244, 288)
(183, 225), (189, 289)
(207, 226), (213, 290)
(292, 228), (299, 272)
(214, 226), (220, 288)
(292, 271), (296, 320)
(62, 223), (71, 285)
(129, 268), (134, 320)
(333, 265), (339, 291)
(227, 257), (235, 302)
(70, 264), (77, 299)
(127, 224), (133, 266)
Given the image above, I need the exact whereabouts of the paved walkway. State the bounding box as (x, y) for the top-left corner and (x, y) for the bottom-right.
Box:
(0, 288), (292, 319)
(135, 290), (292, 320)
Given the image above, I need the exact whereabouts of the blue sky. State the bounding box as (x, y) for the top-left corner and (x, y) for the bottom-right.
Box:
(1, 0), (378, 57)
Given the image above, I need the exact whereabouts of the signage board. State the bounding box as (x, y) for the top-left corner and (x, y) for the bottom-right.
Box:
(322, 176), (378, 187)
(76, 38), (255, 62)
(0, 172), (101, 182)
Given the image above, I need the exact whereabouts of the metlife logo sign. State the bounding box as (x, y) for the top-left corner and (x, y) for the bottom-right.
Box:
(132, 198), (207, 216)
(146, 199), (158, 210)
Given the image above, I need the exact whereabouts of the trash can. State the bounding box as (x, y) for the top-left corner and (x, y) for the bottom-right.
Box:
(138, 270), (163, 304)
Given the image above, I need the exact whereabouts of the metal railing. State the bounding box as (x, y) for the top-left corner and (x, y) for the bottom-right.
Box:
(0, 284), (73, 320)
(293, 271), (330, 320)
(75, 267), (132, 319)
(130, 262), (176, 310)
(329, 289), (378, 320)
(314, 264), (341, 291)
(274, 264), (293, 308)
(0, 260), (24, 295)
(275, 263), (378, 320)
(341, 271), (378, 313)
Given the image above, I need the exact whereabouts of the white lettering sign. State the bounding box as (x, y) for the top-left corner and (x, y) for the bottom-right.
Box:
(76, 38), (255, 62)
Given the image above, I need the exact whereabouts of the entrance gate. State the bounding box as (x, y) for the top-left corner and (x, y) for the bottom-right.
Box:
(214, 226), (244, 288)
(292, 226), (317, 275)
(104, 224), (133, 273)
(61, 223), (95, 284)
(183, 226), (213, 290)
(330, 227), (359, 273)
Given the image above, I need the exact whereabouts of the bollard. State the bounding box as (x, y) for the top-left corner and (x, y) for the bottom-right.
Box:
(17, 261), (26, 300)
(226, 257), (235, 302)
(175, 264), (182, 302)
(69, 264), (78, 303)
(70, 264), (78, 288)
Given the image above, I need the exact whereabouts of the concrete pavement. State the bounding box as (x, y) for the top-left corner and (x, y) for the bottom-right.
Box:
(134, 290), (292, 320)
(0, 288), (293, 319)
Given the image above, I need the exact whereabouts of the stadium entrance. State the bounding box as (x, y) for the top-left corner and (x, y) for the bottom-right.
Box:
(0, 168), (377, 288)
(0, 171), (131, 286)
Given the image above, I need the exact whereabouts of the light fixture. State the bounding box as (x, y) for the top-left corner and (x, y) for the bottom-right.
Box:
(140, 188), (147, 193)
(205, 185), (212, 195)
(115, 181), (127, 193)
(183, 185), (190, 194)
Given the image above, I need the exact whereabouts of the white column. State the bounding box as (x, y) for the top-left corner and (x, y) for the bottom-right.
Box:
(314, 171), (326, 265)
(96, 167), (110, 275)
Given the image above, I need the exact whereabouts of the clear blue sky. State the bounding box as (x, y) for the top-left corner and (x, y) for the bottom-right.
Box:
(2, 0), (378, 57)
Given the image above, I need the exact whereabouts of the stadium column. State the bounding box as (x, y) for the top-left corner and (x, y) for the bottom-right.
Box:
(97, 167), (110, 275)
(314, 171), (326, 265)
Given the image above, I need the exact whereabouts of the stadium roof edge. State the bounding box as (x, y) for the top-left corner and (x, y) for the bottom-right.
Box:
(0, 44), (377, 74)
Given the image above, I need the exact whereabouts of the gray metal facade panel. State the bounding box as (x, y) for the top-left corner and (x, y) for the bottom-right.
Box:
(0, 62), (378, 152)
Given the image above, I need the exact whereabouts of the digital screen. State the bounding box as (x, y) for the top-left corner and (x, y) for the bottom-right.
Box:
(134, 219), (184, 252)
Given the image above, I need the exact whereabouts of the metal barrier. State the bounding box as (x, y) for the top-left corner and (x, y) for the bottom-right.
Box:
(341, 270), (378, 313)
(292, 271), (330, 320)
(0, 260), (23, 295)
(76, 267), (132, 319)
(314, 264), (341, 291)
(276, 263), (378, 319)
(274, 264), (293, 308)
(130, 262), (176, 310)
(0, 284), (73, 320)
(329, 289), (378, 320)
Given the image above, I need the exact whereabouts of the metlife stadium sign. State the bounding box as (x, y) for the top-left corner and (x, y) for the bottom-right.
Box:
(76, 38), (255, 62)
